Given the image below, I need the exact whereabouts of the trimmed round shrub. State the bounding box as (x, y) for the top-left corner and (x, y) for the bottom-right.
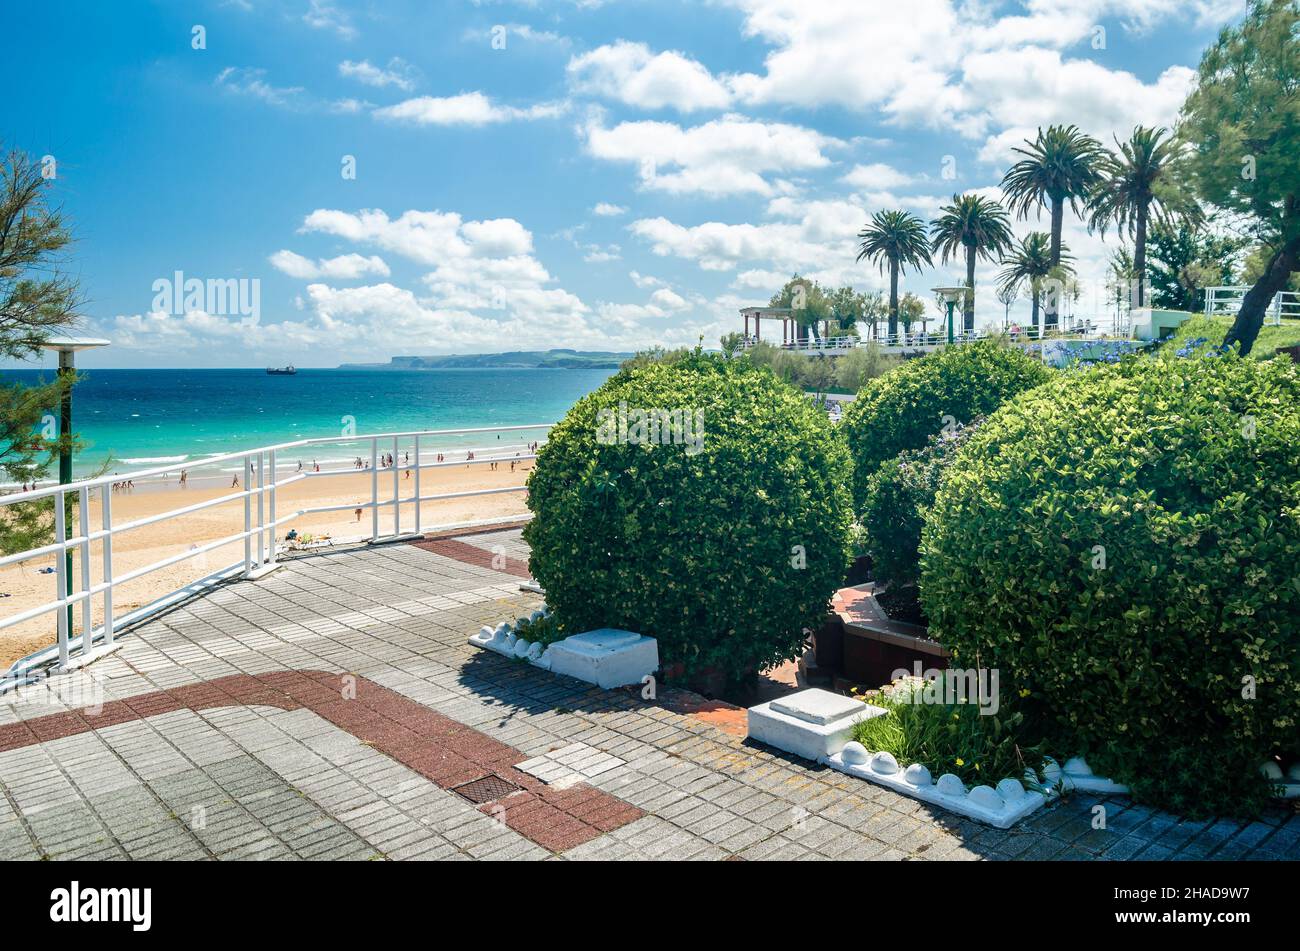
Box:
(861, 421), (978, 592)
(524, 353), (853, 689)
(840, 340), (1052, 510)
(920, 354), (1300, 816)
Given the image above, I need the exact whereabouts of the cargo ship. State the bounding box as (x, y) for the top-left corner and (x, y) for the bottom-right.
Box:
(266, 365), (297, 376)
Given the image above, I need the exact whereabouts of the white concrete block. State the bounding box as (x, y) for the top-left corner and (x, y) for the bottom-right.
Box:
(747, 688), (886, 762)
(469, 614), (656, 688)
(545, 628), (659, 689)
(771, 690), (864, 726)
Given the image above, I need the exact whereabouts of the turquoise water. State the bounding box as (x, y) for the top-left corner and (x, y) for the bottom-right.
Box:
(1, 367), (615, 480)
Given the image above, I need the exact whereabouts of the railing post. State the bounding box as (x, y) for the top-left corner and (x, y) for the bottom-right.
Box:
(54, 490), (69, 671)
(243, 455), (252, 575)
(267, 449), (277, 567)
(392, 435), (400, 537)
(413, 435), (422, 536)
(78, 486), (92, 652)
(255, 452), (265, 567)
(370, 438), (379, 541)
(101, 486), (114, 646)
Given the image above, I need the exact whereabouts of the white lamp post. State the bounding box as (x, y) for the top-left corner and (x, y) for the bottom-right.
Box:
(38, 337), (110, 640)
(931, 286), (966, 345)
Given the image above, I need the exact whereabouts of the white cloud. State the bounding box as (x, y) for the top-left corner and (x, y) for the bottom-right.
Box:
(629, 270), (665, 288)
(463, 23), (570, 47)
(215, 67), (304, 108)
(592, 202), (627, 217)
(717, 0), (1229, 154)
(964, 52), (1196, 163)
(300, 209), (469, 264)
(215, 66), (366, 114)
(581, 243), (622, 263)
(631, 217), (815, 272)
(268, 250), (390, 280)
(373, 92), (567, 126)
(303, 0), (356, 40)
(584, 113), (842, 196)
(461, 218), (534, 257)
(339, 58), (418, 91)
(649, 287), (688, 310)
(841, 163), (917, 191)
(567, 41), (732, 112)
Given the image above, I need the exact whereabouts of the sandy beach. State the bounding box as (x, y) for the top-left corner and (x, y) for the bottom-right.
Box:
(0, 456), (534, 668)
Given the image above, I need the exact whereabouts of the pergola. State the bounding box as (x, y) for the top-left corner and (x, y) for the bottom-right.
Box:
(740, 306), (832, 346)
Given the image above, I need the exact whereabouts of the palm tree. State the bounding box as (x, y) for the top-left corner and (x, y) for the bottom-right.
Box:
(856, 210), (933, 340)
(996, 282), (1019, 330)
(997, 232), (1074, 337)
(1088, 126), (1200, 308)
(930, 193), (1014, 333)
(1105, 244), (1136, 325)
(1001, 124), (1103, 326)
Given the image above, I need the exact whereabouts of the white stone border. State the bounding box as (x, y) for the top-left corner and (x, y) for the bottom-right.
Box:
(468, 609), (557, 669)
(1057, 755), (1300, 800)
(827, 744), (1051, 829)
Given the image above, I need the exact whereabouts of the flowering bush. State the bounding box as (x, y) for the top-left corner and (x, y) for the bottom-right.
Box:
(850, 678), (1043, 787)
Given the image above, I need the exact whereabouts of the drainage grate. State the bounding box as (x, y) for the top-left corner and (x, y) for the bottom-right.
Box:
(452, 774), (520, 804)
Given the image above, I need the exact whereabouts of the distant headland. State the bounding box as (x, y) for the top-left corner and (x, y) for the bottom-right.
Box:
(338, 349), (633, 370)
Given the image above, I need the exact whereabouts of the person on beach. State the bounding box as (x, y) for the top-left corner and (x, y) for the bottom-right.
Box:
(354, 507), (363, 522)
(232, 475), (240, 488)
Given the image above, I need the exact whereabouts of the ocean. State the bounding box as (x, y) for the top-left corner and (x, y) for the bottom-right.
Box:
(0, 367), (616, 482)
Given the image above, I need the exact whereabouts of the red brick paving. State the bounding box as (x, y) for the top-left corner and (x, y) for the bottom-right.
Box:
(0, 671), (640, 854)
(409, 537), (532, 579)
(658, 688), (748, 737)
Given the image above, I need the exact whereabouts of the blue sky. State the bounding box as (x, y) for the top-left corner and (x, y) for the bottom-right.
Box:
(2, 0), (1244, 368)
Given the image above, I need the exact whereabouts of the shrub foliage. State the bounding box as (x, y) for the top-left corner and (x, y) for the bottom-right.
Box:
(861, 422), (978, 591)
(840, 340), (1052, 510)
(920, 354), (1300, 815)
(524, 353), (853, 688)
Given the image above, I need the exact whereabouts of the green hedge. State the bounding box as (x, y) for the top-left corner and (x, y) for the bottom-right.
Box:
(860, 422), (978, 591)
(524, 353), (853, 689)
(840, 340), (1052, 511)
(920, 354), (1300, 815)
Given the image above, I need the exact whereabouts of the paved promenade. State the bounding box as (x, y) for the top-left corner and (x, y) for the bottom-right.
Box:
(0, 529), (1294, 861)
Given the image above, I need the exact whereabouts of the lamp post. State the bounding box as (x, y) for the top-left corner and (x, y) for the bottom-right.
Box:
(932, 286), (966, 346)
(38, 337), (110, 641)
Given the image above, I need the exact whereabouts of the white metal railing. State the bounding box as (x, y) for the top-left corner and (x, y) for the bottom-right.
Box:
(0, 423), (553, 685)
(1204, 286), (1296, 325)
(739, 315), (1123, 354)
